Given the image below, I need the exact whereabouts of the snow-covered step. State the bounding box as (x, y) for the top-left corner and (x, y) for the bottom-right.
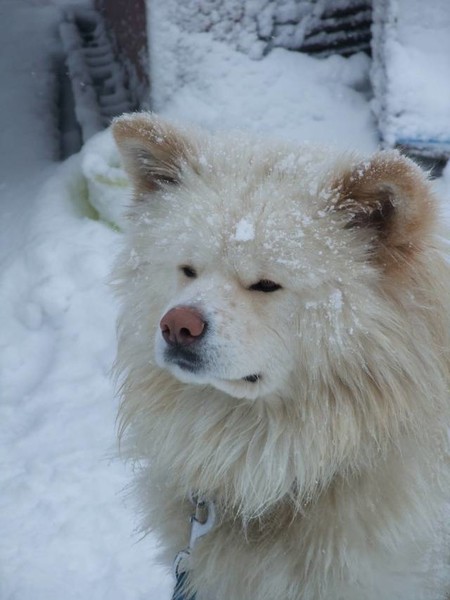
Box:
(59, 7), (135, 143)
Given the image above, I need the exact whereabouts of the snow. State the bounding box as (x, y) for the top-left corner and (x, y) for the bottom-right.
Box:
(0, 1), (449, 599)
(59, 16), (105, 141)
(0, 2), (168, 599)
(161, 0), (371, 59)
(233, 217), (255, 242)
(60, 6), (134, 142)
(371, 0), (450, 150)
(80, 127), (131, 228)
(329, 289), (343, 313)
(148, 1), (378, 153)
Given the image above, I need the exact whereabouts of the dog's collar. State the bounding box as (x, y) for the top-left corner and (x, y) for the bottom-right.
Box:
(172, 495), (217, 599)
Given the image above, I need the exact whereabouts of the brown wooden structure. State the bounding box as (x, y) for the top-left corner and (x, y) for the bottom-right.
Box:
(94, 0), (149, 106)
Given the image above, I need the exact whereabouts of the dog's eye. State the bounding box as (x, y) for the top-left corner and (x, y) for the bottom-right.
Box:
(249, 279), (282, 293)
(180, 265), (197, 278)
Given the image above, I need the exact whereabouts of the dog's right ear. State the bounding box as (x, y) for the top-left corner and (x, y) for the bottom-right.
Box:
(112, 113), (198, 196)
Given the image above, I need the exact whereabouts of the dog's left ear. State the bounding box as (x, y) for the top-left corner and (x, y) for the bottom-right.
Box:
(112, 113), (198, 196)
(331, 151), (436, 268)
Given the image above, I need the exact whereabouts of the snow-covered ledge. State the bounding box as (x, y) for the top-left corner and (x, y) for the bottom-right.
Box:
(371, 0), (450, 161)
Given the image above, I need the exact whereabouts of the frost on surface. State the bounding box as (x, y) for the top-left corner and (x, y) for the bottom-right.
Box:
(161, 0), (371, 59)
(147, 0), (377, 154)
(80, 128), (130, 229)
(371, 0), (450, 154)
(0, 155), (171, 599)
(233, 217), (255, 242)
(329, 289), (343, 313)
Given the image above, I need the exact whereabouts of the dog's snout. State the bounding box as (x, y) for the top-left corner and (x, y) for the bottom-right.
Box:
(160, 306), (206, 346)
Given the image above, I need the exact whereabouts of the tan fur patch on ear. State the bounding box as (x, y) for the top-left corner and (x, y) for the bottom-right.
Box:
(112, 113), (199, 196)
(331, 151), (437, 271)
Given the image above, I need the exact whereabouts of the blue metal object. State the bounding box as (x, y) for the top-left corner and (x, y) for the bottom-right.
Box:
(172, 569), (195, 600)
(395, 138), (450, 160)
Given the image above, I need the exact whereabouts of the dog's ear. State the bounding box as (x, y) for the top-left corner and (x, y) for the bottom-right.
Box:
(112, 113), (198, 196)
(331, 151), (436, 268)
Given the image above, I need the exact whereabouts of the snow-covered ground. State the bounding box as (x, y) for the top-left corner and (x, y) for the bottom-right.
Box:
(0, 2), (168, 599)
(1, 2), (449, 600)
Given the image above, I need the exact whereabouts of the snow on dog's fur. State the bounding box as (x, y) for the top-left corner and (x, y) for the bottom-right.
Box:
(112, 113), (450, 600)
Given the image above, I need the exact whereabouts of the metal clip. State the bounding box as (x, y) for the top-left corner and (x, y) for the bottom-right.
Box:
(173, 548), (191, 579)
(189, 499), (216, 548)
(173, 498), (217, 580)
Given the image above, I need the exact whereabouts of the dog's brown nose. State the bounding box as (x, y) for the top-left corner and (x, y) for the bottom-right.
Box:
(160, 306), (206, 346)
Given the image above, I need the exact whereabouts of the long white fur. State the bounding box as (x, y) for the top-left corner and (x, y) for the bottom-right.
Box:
(112, 113), (450, 600)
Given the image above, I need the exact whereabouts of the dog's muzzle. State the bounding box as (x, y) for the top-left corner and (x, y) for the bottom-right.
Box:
(160, 305), (208, 373)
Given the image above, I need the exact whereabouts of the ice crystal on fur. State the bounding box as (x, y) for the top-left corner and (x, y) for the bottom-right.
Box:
(232, 217), (255, 242)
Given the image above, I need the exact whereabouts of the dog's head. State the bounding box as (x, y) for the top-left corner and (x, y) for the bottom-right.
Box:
(113, 113), (440, 405)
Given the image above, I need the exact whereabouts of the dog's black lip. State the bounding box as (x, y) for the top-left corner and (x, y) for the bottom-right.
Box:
(242, 374), (260, 383)
(173, 359), (201, 373)
(165, 346), (204, 372)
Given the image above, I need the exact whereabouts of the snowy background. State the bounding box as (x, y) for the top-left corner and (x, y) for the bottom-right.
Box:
(1, 1), (449, 599)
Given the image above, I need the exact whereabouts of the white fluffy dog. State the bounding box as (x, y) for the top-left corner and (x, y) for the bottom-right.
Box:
(112, 113), (450, 600)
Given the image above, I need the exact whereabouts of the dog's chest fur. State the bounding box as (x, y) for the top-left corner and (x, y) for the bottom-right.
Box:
(129, 390), (450, 600)
(147, 459), (448, 600)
